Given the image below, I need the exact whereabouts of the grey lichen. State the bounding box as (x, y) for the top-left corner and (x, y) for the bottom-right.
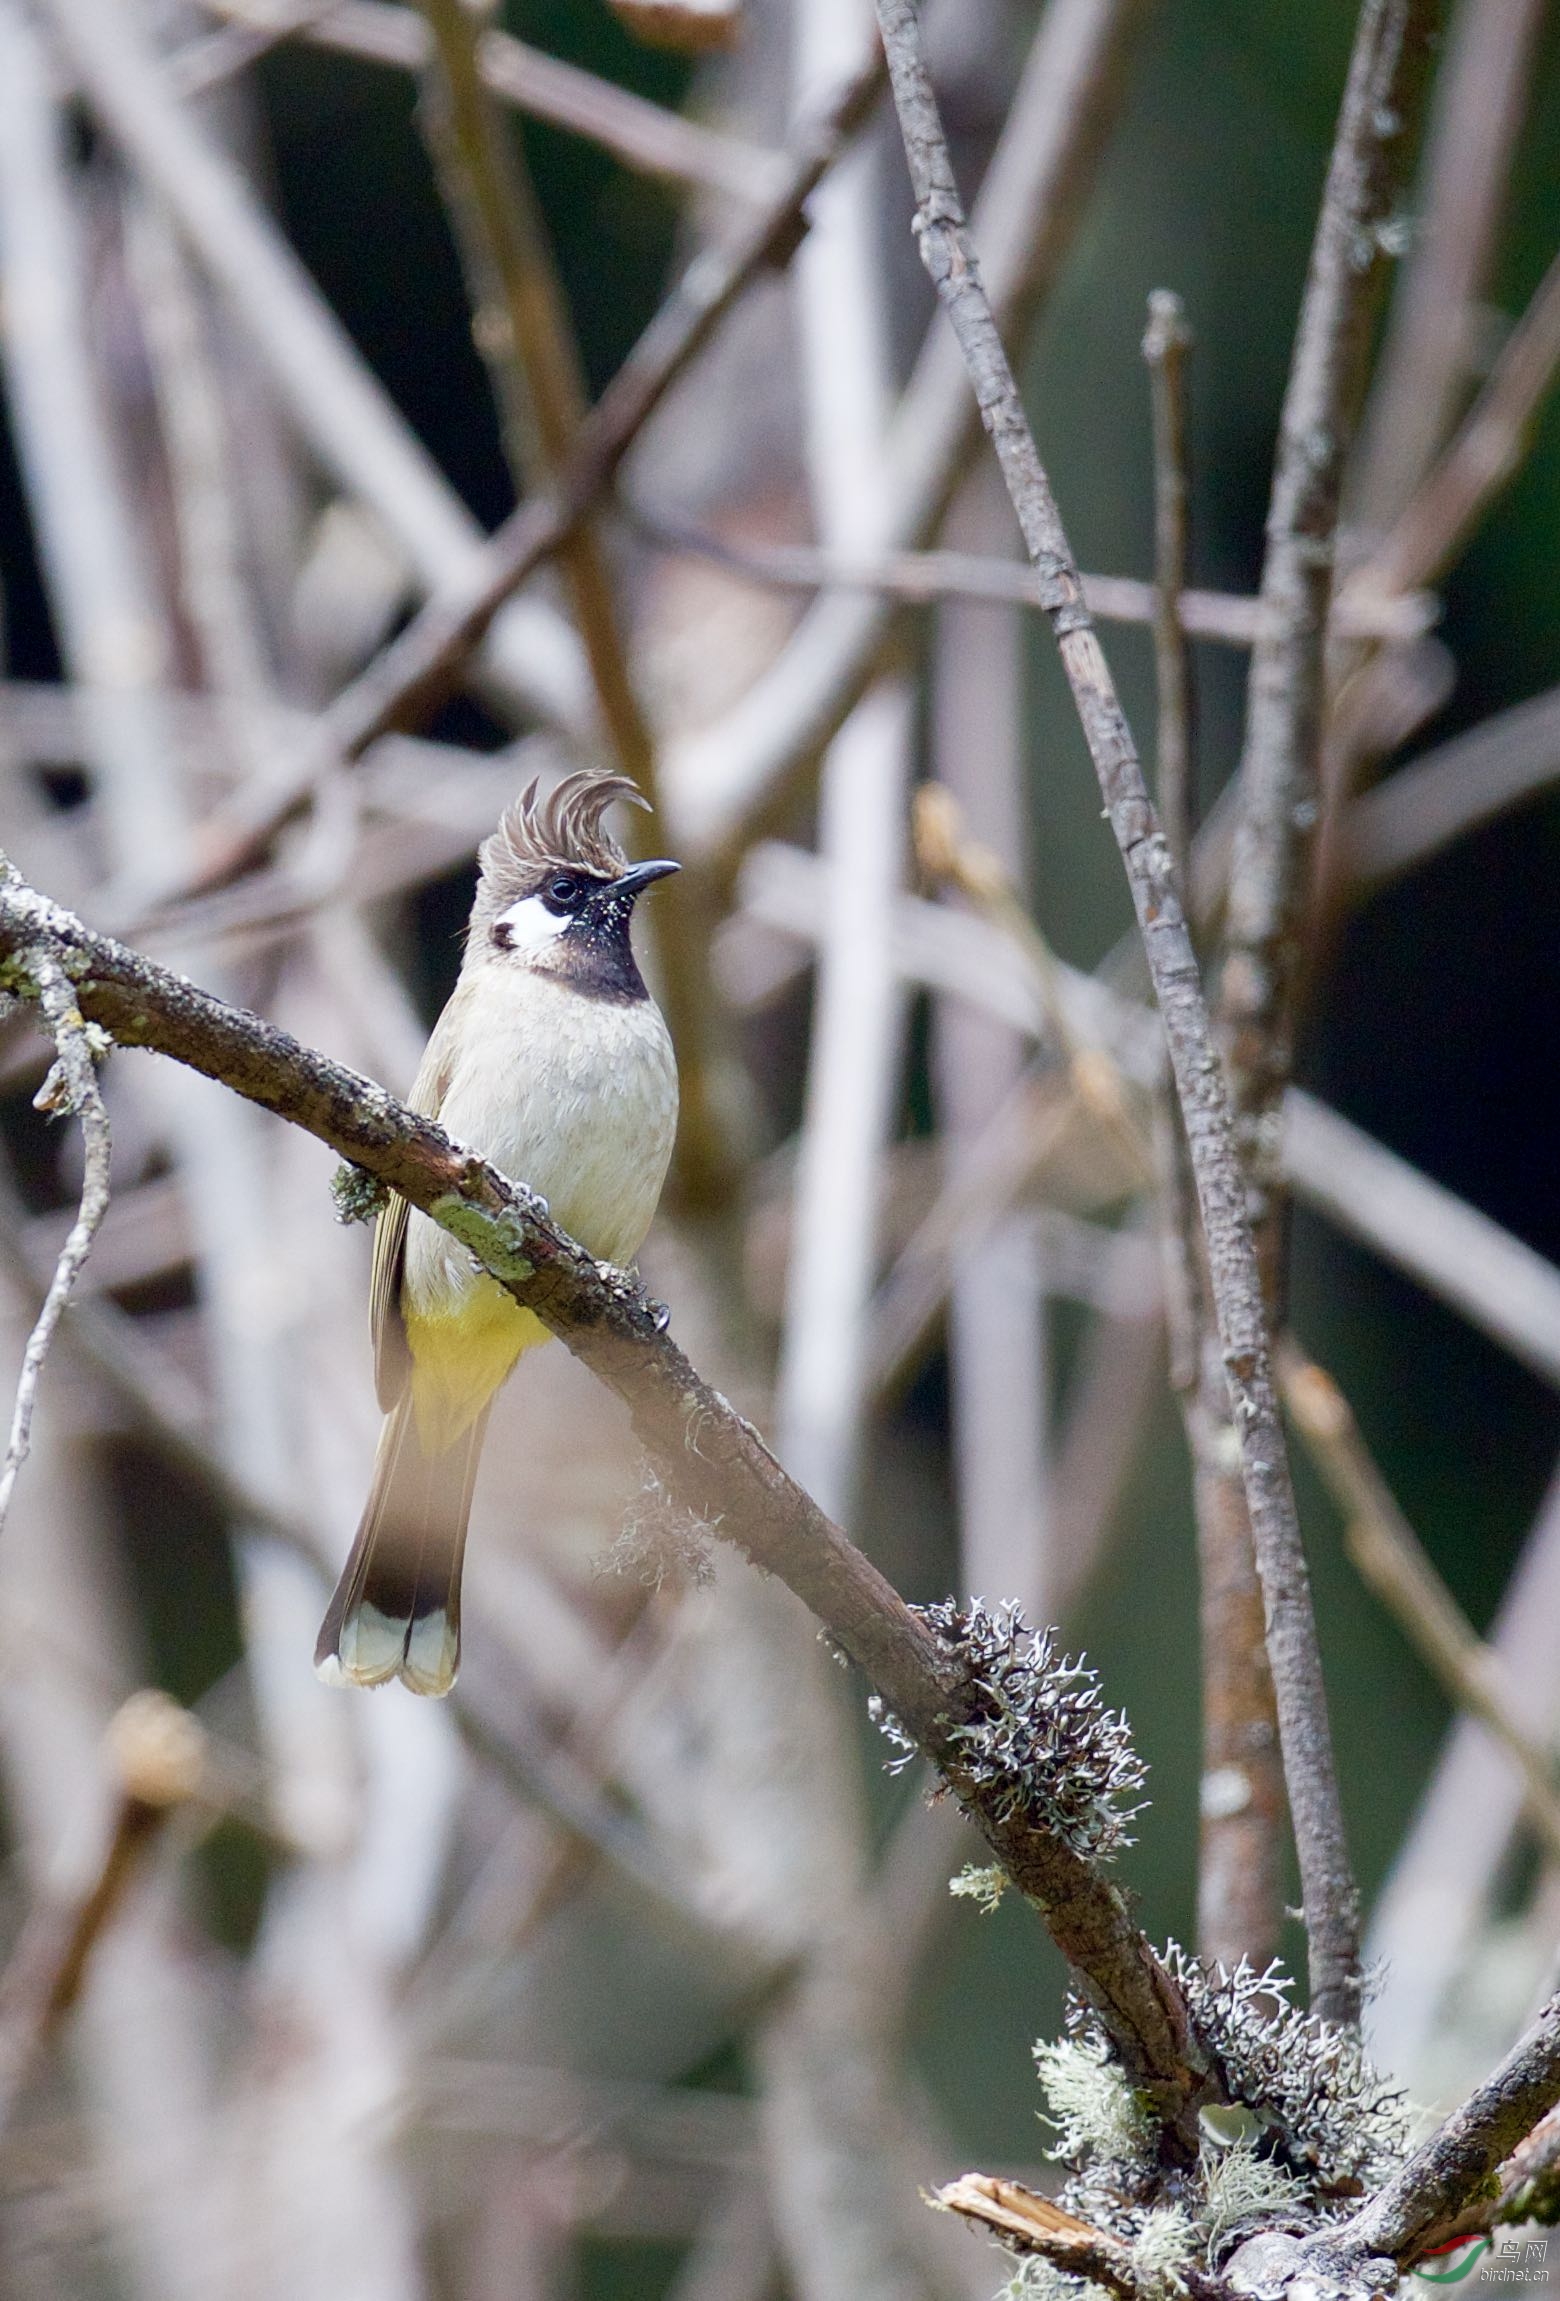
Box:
(331, 1160), (389, 1225)
(1161, 1950), (1410, 2196)
(871, 1600), (1148, 1863)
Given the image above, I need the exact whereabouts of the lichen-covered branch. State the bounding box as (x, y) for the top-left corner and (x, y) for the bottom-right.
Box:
(872, 0), (1360, 2025)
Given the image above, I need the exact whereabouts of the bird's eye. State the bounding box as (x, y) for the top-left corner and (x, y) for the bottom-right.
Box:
(542, 874), (582, 914)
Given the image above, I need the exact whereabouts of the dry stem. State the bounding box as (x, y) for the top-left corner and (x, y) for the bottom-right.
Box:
(1283, 1349), (1560, 1861)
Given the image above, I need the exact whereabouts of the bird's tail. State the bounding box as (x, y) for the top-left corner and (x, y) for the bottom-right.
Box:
(314, 1393), (490, 1697)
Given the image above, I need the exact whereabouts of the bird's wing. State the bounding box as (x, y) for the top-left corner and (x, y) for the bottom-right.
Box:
(370, 998), (461, 1412)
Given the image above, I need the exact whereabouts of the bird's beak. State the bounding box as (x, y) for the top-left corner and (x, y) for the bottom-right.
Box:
(615, 859), (681, 900)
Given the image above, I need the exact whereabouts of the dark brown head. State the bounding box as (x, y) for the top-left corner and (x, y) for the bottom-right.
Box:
(469, 771), (679, 1002)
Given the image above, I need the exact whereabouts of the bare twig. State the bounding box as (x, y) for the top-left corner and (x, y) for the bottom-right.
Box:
(0, 864), (1214, 2126)
(930, 472), (1052, 1619)
(1141, 289), (1284, 1969)
(1344, 681), (1560, 889)
(773, 0), (911, 1533)
(1141, 291), (1196, 881)
(1365, 1452), (1560, 2087)
(1345, 245), (1560, 614)
(1217, 0), (1437, 1315)
(1350, 0), (1548, 536)
(625, 502), (1429, 645)
(1283, 1351), (1560, 1862)
(1283, 1091), (1560, 1391)
(0, 956), (112, 1540)
(873, 0), (1361, 2023)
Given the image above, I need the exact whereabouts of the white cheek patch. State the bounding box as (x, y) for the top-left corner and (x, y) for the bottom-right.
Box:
(495, 893), (571, 951)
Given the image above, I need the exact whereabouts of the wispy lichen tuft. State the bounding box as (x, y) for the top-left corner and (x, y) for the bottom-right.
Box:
(596, 1458), (716, 1590)
(950, 1862), (1009, 1914)
(995, 2254), (1089, 2301)
(1198, 2133), (1307, 2256)
(1035, 2033), (1156, 2169)
(1131, 2206), (1197, 2295)
(871, 1600), (1148, 1863)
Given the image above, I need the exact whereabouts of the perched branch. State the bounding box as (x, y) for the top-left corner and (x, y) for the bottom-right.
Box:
(0, 864), (1212, 2127)
(0, 954), (112, 1539)
(873, 0), (1361, 2024)
(1282, 1350), (1560, 1861)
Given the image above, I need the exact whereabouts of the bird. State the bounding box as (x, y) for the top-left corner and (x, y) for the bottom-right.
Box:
(315, 769), (680, 1697)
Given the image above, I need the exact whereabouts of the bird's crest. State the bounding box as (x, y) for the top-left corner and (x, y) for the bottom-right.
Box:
(478, 771), (647, 904)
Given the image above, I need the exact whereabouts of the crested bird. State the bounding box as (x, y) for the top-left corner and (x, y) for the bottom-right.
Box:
(315, 770), (680, 1696)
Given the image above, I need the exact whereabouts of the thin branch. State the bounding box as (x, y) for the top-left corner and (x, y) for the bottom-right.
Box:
(873, 0), (1362, 2024)
(1326, 1991), (1560, 2266)
(1283, 1090), (1560, 1392)
(0, 863), (1214, 2130)
(1141, 289), (1284, 1970)
(1217, 0), (1438, 1315)
(1350, 0), (1548, 537)
(1141, 290), (1196, 881)
(1283, 1350), (1560, 1863)
(0, 955), (112, 1539)
(1344, 244), (1560, 613)
(1344, 681), (1560, 890)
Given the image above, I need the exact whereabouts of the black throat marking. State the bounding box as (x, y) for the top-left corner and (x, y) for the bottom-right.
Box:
(491, 887), (651, 1004)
